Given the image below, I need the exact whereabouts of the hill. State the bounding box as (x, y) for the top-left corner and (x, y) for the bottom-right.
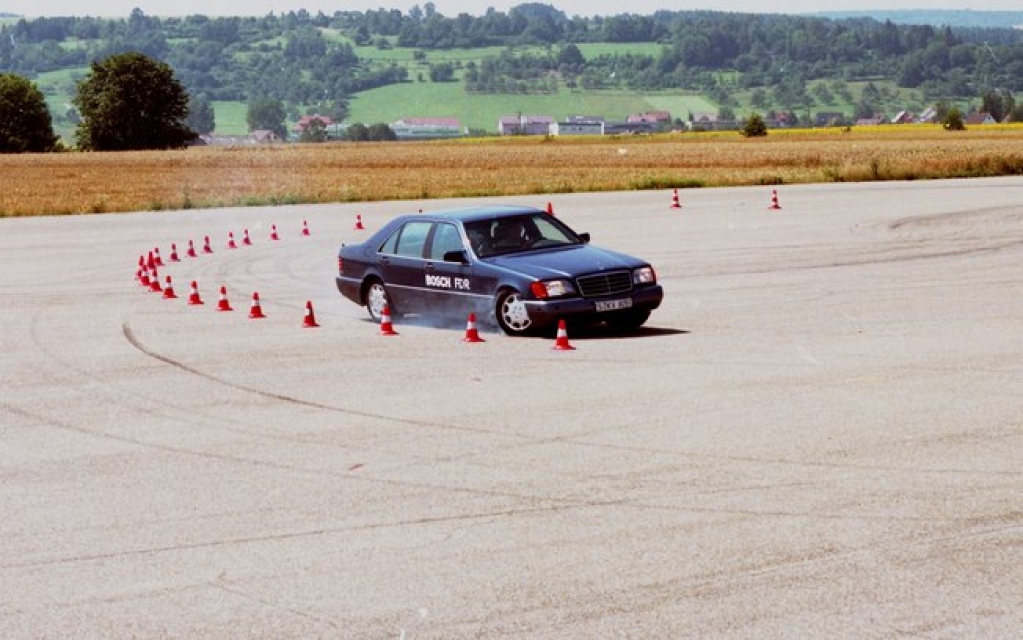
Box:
(816, 10), (1023, 29)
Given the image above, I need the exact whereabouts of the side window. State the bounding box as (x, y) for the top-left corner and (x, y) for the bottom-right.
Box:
(428, 223), (465, 261)
(394, 221), (432, 259)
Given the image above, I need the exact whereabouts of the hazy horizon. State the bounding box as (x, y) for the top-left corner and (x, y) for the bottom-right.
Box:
(2, 1), (1022, 19)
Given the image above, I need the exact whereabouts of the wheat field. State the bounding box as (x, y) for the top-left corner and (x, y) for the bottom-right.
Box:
(2, 127), (1022, 217)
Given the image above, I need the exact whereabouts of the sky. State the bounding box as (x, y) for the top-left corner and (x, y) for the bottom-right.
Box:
(2, 1), (1022, 19)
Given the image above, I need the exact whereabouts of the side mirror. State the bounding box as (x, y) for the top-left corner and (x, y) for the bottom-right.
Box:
(578, 232), (591, 244)
(443, 249), (470, 264)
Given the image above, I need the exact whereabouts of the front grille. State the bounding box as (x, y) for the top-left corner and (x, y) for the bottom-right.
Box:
(576, 270), (632, 298)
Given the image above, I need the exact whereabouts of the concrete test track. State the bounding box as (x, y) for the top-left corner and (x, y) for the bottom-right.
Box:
(1, 178), (1021, 638)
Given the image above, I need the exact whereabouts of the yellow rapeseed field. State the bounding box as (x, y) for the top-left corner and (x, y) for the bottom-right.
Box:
(2, 126), (1022, 217)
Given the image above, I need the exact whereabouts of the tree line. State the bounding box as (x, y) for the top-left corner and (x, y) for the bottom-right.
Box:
(3, 5), (1022, 104)
(3, 4), (1023, 152)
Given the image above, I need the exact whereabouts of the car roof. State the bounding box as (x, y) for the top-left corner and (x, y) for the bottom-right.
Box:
(409, 205), (545, 224)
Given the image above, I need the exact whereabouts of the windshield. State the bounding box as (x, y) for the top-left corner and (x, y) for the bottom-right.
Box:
(465, 213), (581, 258)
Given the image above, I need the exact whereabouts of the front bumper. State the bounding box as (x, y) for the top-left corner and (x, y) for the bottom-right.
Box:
(523, 284), (664, 327)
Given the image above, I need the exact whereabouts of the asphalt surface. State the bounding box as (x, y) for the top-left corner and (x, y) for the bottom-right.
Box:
(2, 178), (1021, 638)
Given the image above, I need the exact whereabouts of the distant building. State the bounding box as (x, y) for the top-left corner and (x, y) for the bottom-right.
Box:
(627, 110), (671, 124)
(294, 114), (334, 133)
(498, 115), (554, 136)
(891, 110), (915, 124)
(814, 112), (847, 127)
(552, 116), (604, 136)
(918, 107), (938, 123)
(391, 117), (466, 140)
(855, 114), (887, 126)
(965, 111), (997, 125)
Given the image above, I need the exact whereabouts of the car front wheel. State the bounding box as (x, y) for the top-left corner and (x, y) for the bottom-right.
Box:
(495, 289), (532, 335)
(363, 278), (392, 322)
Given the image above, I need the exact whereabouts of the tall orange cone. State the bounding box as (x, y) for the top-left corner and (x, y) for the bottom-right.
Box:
(153, 247), (164, 266)
(149, 268), (163, 293)
(302, 220), (311, 236)
(670, 188), (682, 209)
(146, 251), (156, 270)
(546, 202), (555, 216)
(354, 214), (365, 230)
(203, 235), (213, 254)
(768, 189), (782, 210)
(248, 292), (266, 318)
(169, 243), (180, 262)
(187, 280), (204, 305)
(227, 231), (237, 249)
(186, 239), (197, 258)
(379, 306), (398, 336)
(216, 285), (232, 311)
(302, 300), (319, 328)
(552, 319), (575, 351)
(462, 312), (485, 343)
(139, 264), (151, 288)
(270, 224), (280, 241)
(242, 229), (252, 246)
(162, 275), (177, 299)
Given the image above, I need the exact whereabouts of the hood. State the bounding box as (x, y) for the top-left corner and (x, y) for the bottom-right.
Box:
(486, 244), (644, 280)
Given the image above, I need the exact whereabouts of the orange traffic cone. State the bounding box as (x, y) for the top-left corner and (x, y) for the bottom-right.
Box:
(149, 268), (163, 293)
(546, 202), (555, 216)
(552, 319), (575, 351)
(354, 215), (365, 230)
(153, 248), (164, 266)
(670, 189), (682, 209)
(768, 189), (782, 210)
(169, 243), (180, 262)
(186, 239), (197, 258)
(216, 285), (232, 311)
(139, 264), (151, 288)
(302, 300), (319, 328)
(187, 280), (204, 305)
(203, 235), (213, 254)
(463, 312), (485, 343)
(242, 229), (252, 246)
(248, 292), (265, 318)
(146, 251), (156, 270)
(379, 306), (398, 335)
(302, 220), (311, 236)
(270, 224), (280, 241)
(227, 231), (237, 249)
(162, 275), (177, 299)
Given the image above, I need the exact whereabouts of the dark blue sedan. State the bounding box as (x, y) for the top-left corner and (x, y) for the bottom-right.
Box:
(335, 205), (663, 335)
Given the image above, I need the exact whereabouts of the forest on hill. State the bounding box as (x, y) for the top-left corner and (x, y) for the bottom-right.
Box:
(2, 5), (1022, 132)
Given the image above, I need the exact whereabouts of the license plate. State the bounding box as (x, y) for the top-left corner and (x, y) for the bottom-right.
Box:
(594, 297), (633, 312)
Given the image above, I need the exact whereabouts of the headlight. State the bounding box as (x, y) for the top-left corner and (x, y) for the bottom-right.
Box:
(633, 266), (656, 285)
(530, 279), (577, 299)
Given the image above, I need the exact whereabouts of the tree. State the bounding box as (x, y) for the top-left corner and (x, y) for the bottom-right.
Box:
(0, 73), (59, 153)
(73, 52), (194, 151)
(367, 122), (398, 141)
(246, 97), (287, 139)
(740, 113), (768, 137)
(943, 107), (965, 131)
(299, 117), (328, 142)
(186, 94), (215, 135)
(344, 122), (369, 141)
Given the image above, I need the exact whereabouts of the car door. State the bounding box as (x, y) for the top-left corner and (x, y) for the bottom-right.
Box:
(421, 221), (477, 317)
(376, 220), (432, 313)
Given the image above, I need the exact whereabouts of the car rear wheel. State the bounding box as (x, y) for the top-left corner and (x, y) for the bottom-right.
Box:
(363, 278), (392, 322)
(495, 289), (532, 335)
(604, 309), (651, 333)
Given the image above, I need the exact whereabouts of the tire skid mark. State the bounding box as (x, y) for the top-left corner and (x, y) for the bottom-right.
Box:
(210, 580), (341, 633)
(0, 488), (619, 571)
(122, 319), (511, 437)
